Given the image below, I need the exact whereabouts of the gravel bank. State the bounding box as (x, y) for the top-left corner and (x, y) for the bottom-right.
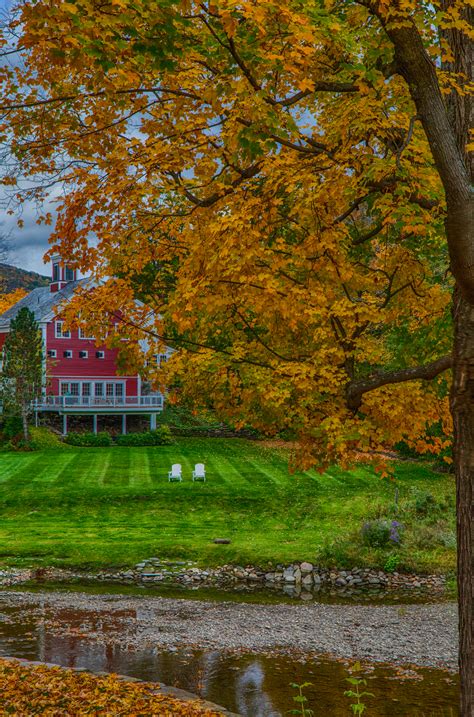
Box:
(0, 590), (458, 671)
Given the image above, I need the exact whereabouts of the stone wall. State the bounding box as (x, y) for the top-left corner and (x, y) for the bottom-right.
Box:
(0, 561), (447, 595)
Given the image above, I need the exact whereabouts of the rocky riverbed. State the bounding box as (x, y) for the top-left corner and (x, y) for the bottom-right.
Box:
(0, 589), (458, 671)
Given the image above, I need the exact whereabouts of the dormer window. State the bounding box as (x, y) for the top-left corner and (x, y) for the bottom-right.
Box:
(53, 263), (60, 282)
(55, 321), (71, 339)
(65, 266), (75, 282)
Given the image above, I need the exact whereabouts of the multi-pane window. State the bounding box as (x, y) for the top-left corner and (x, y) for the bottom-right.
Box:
(79, 328), (95, 340)
(95, 383), (104, 397)
(64, 267), (75, 281)
(82, 383), (91, 397)
(55, 321), (71, 339)
(53, 264), (60, 281)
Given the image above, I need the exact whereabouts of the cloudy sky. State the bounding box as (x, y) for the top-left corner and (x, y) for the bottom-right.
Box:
(0, 0), (51, 276)
(2, 202), (53, 276)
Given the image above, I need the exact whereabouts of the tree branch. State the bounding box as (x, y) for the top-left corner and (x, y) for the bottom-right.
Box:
(346, 354), (452, 412)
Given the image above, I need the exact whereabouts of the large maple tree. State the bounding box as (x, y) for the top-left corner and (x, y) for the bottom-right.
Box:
(0, 0), (472, 711)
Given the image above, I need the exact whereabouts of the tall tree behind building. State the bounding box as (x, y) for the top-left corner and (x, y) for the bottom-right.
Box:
(1, 307), (43, 440)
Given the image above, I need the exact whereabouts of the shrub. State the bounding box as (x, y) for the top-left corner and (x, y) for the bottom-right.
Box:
(1, 415), (23, 440)
(5, 438), (33, 452)
(383, 554), (400, 573)
(157, 405), (221, 429)
(65, 431), (112, 447)
(29, 427), (66, 450)
(439, 531), (457, 549)
(413, 491), (438, 516)
(115, 426), (173, 446)
(409, 522), (456, 551)
(361, 520), (391, 548)
(361, 519), (403, 548)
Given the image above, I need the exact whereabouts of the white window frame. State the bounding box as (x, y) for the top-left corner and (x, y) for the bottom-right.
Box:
(79, 350), (88, 359)
(55, 321), (71, 339)
(79, 327), (95, 340)
(95, 350), (105, 359)
(60, 380), (125, 402)
(63, 350), (73, 359)
(47, 349), (57, 358)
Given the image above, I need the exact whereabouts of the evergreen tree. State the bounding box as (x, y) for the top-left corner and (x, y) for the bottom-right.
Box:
(1, 307), (43, 441)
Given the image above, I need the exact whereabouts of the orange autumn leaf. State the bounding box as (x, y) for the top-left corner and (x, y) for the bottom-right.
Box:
(0, 657), (221, 716)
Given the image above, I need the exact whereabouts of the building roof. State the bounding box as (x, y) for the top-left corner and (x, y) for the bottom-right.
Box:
(0, 279), (90, 330)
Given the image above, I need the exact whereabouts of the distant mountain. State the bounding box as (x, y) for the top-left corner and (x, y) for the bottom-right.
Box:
(0, 263), (49, 292)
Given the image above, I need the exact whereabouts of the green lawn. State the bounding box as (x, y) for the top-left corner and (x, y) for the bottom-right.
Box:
(0, 439), (456, 572)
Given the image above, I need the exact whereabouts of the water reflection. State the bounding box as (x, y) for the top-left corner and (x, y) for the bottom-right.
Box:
(0, 598), (459, 716)
(236, 660), (276, 716)
(14, 579), (453, 606)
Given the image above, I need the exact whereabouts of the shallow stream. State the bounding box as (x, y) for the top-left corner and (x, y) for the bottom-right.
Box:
(0, 584), (459, 716)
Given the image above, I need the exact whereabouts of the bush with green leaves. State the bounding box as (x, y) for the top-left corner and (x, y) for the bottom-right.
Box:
(383, 554), (400, 573)
(157, 405), (221, 429)
(115, 426), (173, 446)
(1, 415), (23, 440)
(29, 427), (66, 450)
(408, 521), (455, 551)
(361, 519), (403, 548)
(413, 491), (438, 516)
(65, 431), (112, 447)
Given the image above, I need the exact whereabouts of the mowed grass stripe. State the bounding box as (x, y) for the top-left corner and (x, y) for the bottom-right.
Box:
(79, 450), (112, 488)
(128, 449), (152, 488)
(47, 453), (83, 485)
(4, 454), (68, 489)
(241, 458), (287, 487)
(0, 454), (41, 484)
(104, 449), (131, 486)
(204, 454), (250, 488)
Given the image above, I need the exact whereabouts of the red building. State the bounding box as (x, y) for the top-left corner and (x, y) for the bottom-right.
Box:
(0, 257), (164, 434)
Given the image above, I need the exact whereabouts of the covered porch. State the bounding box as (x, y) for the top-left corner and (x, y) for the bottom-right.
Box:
(34, 395), (164, 435)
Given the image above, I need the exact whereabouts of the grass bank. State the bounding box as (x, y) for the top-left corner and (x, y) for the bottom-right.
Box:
(0, 438), (455, 572)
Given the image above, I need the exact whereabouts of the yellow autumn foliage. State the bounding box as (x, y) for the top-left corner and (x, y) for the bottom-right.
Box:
(0, 658), (221, 716)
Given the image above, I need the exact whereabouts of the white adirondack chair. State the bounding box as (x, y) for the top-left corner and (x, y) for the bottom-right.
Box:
(168, 463), (182, 482)
(192, 463), (206, 482)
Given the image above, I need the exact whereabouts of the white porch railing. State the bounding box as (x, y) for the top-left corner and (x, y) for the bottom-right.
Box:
(35, 395), (164, 409)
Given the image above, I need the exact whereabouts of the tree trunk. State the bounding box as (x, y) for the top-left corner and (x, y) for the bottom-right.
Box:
(21, 405), (29, 442)
(451, 287), (474, 715)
